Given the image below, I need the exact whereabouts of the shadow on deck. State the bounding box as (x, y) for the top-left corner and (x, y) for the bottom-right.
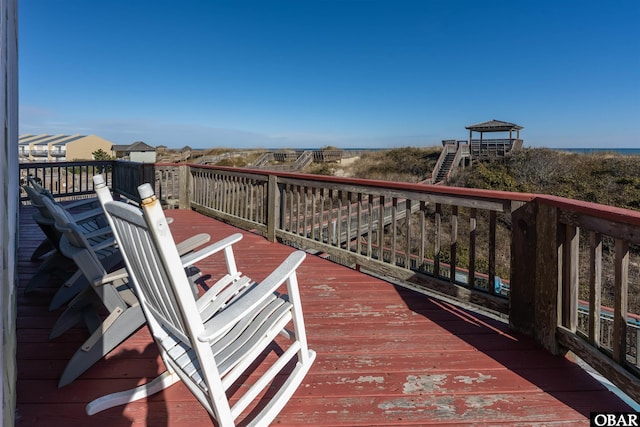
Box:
(15, 206), (633, 426)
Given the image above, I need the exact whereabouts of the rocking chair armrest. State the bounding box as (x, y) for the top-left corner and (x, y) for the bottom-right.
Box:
(93, 267), (129, 286)
(179, 233), (243, 267)
(90, 234), (215, 286)
(90, 236), (116, 252)
(198, 250), (306, 342)
(71, 207), (106, 223)
(83, 226), (113, 240)
(175, 233), (211, 256)
(61, 197), (99, 211)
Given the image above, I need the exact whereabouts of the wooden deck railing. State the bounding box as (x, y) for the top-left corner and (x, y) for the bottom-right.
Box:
(510, 195), (640, 402)
(19, 160), (114, 202)
(19, 160), (640, 403)
(19, 160), (155, 204)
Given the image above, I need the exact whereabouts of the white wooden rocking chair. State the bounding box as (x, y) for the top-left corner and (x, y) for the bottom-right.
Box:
(39, 178), (222, 386)
(87, 183), (316, 427)
(23, 184), (119, 304)
(42, 195), (229, 387)
(22, 178), (102, 261)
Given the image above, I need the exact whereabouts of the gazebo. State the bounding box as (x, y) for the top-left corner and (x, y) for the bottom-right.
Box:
(465, 119), (523, 159)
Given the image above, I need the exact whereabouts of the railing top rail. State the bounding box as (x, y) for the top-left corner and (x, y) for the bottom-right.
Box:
(536, 194), (640, 227)
(182, 162), (537, 204)
(20, 160), (113, 168)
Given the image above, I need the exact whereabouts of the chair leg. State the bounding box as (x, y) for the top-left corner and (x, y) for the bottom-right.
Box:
(245, 350), (316, 427)
(86, 370), (180, 415)
(49, 287), (100, 339)
(49, 253), (123, 311)
(31, 239), (54, 261)
(48, 270), (89, 311)
(58, 305), (145, 387)
(24, 252), (76, 295)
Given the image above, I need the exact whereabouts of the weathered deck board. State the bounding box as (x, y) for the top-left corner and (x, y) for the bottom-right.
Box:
(15, 206), (633, 426)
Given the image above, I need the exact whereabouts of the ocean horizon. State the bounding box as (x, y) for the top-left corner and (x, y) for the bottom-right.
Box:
(554, 148), (640, 155)
(260, 147), (640, 156)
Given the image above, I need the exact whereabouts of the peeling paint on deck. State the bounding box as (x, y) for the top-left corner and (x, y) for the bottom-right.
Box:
(403, 374), (448, 393)
(454, 372), (496, 385)
(342, 375), (385, 384)
(401, 372), (497, 395)
(378, 394), (512, 421)
(311, 284), (336, 295)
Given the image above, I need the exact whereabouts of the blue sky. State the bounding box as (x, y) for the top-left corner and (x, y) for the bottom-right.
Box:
(19, 0), (640, 149)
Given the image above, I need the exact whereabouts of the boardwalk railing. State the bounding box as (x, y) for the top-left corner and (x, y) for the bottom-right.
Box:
(19, 161), (640, 403)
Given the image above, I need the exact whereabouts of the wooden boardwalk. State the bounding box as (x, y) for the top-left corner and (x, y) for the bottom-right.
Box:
(15, 206), (633, 426)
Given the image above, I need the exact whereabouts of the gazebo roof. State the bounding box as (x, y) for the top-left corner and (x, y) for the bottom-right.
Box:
(465, 120), (523, 132)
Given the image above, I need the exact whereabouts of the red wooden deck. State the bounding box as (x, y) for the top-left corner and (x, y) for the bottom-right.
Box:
(15, 206), (633, 426)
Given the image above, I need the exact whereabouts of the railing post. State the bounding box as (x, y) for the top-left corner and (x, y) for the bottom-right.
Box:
(142, 163), (155, 187)
(510, 200), (562, 354)
(110, 160), (121, 199)
(267, 174), (279, 242)
(510, 201), (536, 335)
(179, 164), (191, 209)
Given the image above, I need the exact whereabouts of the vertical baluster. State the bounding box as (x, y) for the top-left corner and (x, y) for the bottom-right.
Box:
(419, 201), (426, 272)
(223, 174), (229, 213)
(391, 197), (397, 266)
(210, 172), (216, 210)
(489, 210), (497, 294)
(311, 187), (318, 241)
(295, 185), (301, 235)
(469, 208), (477, 289)
(65, 165), (70, 195)
(355, 192), (360, 255)
(256, 183), (262, 223)
(346, 192), (353, 251)
(286, 184), (292, 232)
(450, 205), (458, 283)
(328, 189), (335, 246)
(200, 171), (206, 207)
(226, 175), (233, 213)
(378, 195), (385, 262)
(280, 184), (293, 231)
(589, 232), (602, 346)
(434, 203), (441, 277)
(248, 180), (255, 221)
(367, 194), (372, 260)
(219, 174), (225, 212)
(238, 177), (244, 218)
(404, 199), (411, 269)
(613, 239), (629, 364)
(231, 175), (237, 216)
(562, 223), (579, 331)
(318, 188), (329, 242)
(336, 190), (343, 248)
(303, 187), (310, 238)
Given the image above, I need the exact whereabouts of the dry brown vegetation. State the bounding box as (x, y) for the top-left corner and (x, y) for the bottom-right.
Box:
(449, 148), (640, 210)
(305, 147), (640, 315)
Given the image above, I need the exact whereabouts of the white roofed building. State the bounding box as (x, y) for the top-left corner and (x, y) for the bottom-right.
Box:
(18, 134), (114, 162)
